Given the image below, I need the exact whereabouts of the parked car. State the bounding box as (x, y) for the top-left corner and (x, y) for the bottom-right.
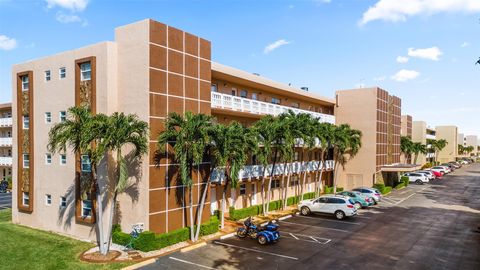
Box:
(449, 162), (461, 168)
(403, 172), (429, 185)
(459, 160), (469, 165)
(431, 166), (449, 174)
(337, 191), (373, 208)
(438, 165), (452, 173)
(298, 195), (357, 220)
(430, 170), (443, 178)
(352, 187), (382, 204)
(440, 163), (456, 171)
(417, 170), (436, 180)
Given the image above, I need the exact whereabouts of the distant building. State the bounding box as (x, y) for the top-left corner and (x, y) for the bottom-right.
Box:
(0, 103), (12, 182)
(435, 126), (458, 163)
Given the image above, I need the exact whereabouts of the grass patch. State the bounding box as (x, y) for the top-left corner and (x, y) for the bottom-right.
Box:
(0, 209), (131, 270)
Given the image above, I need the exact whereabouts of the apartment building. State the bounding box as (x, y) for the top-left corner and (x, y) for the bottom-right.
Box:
(0, 103), (13, 182)
(411, 121), (436, 165)
(12, 19), (336, 240)
(435, 126), (458, 163)
(334, 87), (417, 189)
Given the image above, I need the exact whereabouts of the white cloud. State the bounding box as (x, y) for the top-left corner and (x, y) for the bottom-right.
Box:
(407, 46), (442, 61)
(391, 69), (420, 82)
(359, 0), (480, 25)
(46, 0), (89, 12)
(396, 56), (409, 63)
(264, 39), (291, 54)
(461, 41), (470, 47)
(373, 76), (386, 81)
(0, 35), (17, 50)
(55, 11), (88, 26)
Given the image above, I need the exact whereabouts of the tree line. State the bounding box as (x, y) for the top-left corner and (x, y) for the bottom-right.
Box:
(400, 136), (448, 165)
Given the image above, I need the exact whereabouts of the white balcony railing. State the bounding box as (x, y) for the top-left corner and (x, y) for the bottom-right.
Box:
(0, 118), (12, 127)
(426, 153), (435, 158)
(0, 157), (12, 166)
(211, 92), (335, 124)
(426, 134), (436, 140)
(0, 138), (12, 146)
(211, 160), (334, 183)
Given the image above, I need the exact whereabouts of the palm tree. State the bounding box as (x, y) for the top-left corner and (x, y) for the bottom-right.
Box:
(296, 114), (317, 201)
(277, 111), (297, 209)
(313, 122), (335, 197)
(100, 112), (148, 253)
(411, 142), (426, 164)
(458, 144), (465, 155)
(431, 139), (448, 164)
(158, 112), (214, 242)
(331, 124), (362, 194)
(210, 122), (251, 229)
(48, 107), (109, 254)
(400, 136), (413, 164)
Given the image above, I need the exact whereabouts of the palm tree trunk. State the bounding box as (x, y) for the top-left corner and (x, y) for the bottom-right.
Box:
(92, 164), (107, 255)
(316, 152), (325, 197)
(300, 150), (308, 201)
(265, 149), (278, 215)
(283, 163), (292, 209)
(220, 176), (229, 230)
(189, 185), (194, 242)
(194, 166), (214, 241)
(333, 153), (340, 194)
(104, 150), (121, 253)
(280, 163), (287, 209)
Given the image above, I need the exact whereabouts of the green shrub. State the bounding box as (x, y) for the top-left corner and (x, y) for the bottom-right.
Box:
(112, 230), (131, 246)
(154, 227), (190, 250)
(229, 205), (261, 221)
(395, 182), (405, 189)
(373, 183), (385, 193)
(382, 186), (392, 194)
(400, 176), (409, 187)
(324, 186), (334, 194)
(199, 216), (220, 236)
(132, 231), (156, 251)
(421, 162), (433, 169)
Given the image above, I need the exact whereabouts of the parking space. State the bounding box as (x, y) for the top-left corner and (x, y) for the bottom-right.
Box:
(0, 192), (11, 210)
(143, 164), (480, 270)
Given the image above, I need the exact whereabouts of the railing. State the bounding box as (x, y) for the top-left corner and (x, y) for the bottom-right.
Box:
(0, 157), (12, 166)
(211, 160), (334, 183)
(426, 134), (436, 140)
(0, 138), (12, 146)
(426, 153), (435, 158)
(0, 118), (12, 127)
(211, 92), (335, 124)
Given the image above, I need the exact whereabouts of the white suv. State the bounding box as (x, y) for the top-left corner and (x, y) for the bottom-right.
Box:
(298, 195), (357, 220)
(403, 172), (429, 185)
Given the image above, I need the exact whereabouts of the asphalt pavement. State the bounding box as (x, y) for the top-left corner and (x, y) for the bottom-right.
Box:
(142, 163), (480, 270)
(0, 192), (12, 210)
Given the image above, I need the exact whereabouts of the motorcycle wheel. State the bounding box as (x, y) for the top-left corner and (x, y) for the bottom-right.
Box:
(237, 229), (247, 238)
(257, 235), (268, 245)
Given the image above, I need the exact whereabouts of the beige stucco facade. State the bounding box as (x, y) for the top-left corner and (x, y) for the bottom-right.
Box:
(465, 135), (478, 156)
(435, 126), (458, 163)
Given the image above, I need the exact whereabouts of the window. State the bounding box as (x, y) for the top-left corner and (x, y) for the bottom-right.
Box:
(80, 62), (91, 81)
(60, 154), (67, 165)
(22, 116), (29, 129)
(45, 112), (51, 123)
(291, 102), (300, 108)
(22, 192), (29, 206)
(240, 183), (246, 195)
(59, 111), (66, 122)
(211, 83), (218, 92)
(45, 70), (51, 81)
(294, 152), (299, 161)
(291, 176), (299, 186)
(45, 194), (52, 206)
(270, 179), (280, 189)
(23, 154), (29, 168)
(82, 199), (92, 218)
(271, 97), (280, 105)
(252, 93), (258, 100)
(60, 196), (67, 208)
(81, 155), (91, 172)
(45, 153), (52, 165)
(21, 76), (29, 91)
(59, 67), (66, 79)
(240, 90), (248, 98)
(231, 90), (236, 96)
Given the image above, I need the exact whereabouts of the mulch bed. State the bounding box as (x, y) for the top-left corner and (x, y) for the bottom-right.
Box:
(82, 250), (121, 263)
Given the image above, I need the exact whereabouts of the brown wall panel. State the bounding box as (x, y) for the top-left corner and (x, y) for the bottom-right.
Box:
(184, 77), (198, 99)
(185, 55), (198, 78)
(168, 27), (184, 52)
(149, 213), (166, 234)
(185, 99), (199, 113)
(185, 33), (198, 56)
(168, 73), (183, 96)
(150, 20), (167, 46)
(149, 118), (165, 140)
(150, 94), (168, 117)
(168, 209), (184, 231)
(168, 50), (183, 74)
(149, 166), (167, 189)
(150, 69), (167, 94)
(149, 189), (167, 213)
(150, 45), (167, 70)
(168, 96), (184, 114)
(199, 81), (211, 101)
(199, 59), (211, 81)
(199, 101), (211, 115)
(199, 38), (211, 59)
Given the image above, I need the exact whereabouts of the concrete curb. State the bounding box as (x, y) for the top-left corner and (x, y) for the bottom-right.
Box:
(121, 258), (156, 270)
(278, 215), (292, 221)
(180, 242), (206, 252)
(220, 232), (236, 240)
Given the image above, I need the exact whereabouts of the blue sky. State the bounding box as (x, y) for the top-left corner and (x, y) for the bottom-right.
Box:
(0, 0), (479, 135)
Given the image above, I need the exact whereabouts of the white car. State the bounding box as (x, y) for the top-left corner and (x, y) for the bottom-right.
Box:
(432, 166), (451, 174)
(417, 170), (435, 180)
(298, 195), (357, 220)
(403, 173), (429, 185)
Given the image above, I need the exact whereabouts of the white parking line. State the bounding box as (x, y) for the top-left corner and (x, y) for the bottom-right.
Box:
(169, 257), (216, 269)
(280, 220), (350, 233)
(289, 233), (299, 240)
(213, 241), (299, 260)
(282, 231), (331, 244)
(296, 215), (362, 225)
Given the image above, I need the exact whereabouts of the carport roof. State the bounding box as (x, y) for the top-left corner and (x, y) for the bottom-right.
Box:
(380, 163), (422, 172)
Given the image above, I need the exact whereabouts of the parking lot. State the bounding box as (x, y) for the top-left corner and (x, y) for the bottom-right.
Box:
(0, 192), (11, 210)
(143, 164), (480, 270)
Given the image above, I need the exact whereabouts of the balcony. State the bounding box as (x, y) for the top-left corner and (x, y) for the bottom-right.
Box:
(0, 157), (12, 166)
(426, 134), (436, 140)
(426, 153), (435, 158)
(0, 137), (12, 147)
(211, 92), (335, 124)
(211, 160), (334, 183)
(0, 118), (12, 127)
